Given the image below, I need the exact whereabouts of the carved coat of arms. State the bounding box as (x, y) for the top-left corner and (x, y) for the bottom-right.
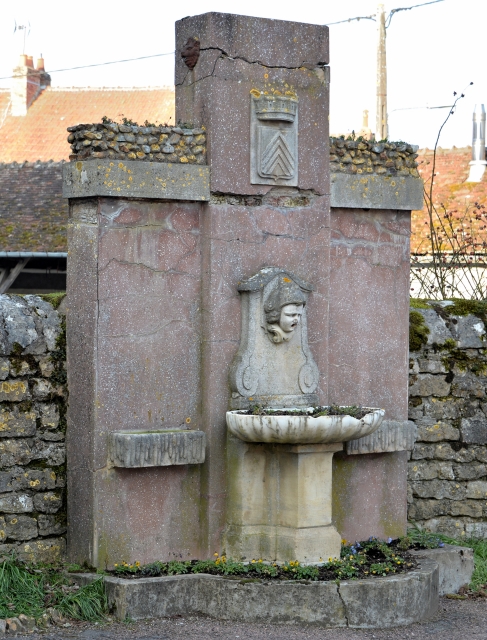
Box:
(250, 93), (298, 186)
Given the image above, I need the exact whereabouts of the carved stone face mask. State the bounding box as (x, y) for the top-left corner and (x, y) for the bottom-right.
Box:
(279, 303), (303, 333)
(264, 276), (307, 344)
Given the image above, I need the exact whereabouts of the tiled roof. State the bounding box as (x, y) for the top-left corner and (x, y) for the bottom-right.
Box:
(0, 162), (66, 252)
(411, 147), (487, 253)
(0, 87), (175, 163)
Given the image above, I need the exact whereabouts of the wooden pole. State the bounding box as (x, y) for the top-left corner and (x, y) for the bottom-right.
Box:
(376, 4), (387, 140)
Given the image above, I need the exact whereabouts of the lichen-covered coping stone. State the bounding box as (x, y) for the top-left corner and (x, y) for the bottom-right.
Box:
(109, 430), (206, 467)
(62, 159), (210, 201)
(331, 173), (423, 210)
(76, 558), (438, 627)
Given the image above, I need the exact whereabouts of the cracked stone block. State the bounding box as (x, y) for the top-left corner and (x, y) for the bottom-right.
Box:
(109, 430), (206, 467)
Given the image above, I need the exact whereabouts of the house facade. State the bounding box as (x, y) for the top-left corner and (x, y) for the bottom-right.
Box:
(0, 55), (175, 293)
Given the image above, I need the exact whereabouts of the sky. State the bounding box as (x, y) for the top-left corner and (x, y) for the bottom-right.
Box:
(0, 0), (484, 149)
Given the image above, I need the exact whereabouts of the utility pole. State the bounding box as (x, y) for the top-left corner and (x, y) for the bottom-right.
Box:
(326, 1), (444, 140)
(376, 4), (387, 140)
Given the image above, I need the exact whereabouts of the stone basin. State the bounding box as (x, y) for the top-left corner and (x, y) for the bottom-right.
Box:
(226, 407), (385, 444)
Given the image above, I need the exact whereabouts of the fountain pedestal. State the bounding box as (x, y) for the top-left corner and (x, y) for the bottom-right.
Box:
(226, 437), (343, 563)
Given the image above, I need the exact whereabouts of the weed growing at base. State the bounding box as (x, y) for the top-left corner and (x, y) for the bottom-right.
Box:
(0, 555), (107, 621)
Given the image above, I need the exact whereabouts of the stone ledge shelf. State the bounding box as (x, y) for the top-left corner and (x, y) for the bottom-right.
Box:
(62, 159), (210, 201)
(331, 173), (423, 210)
(109, 430), (206, 468)
(345, 419), (417, 455)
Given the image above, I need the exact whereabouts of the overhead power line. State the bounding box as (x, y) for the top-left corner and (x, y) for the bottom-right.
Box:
(325, 0), (444, 27)
(386, 0), (445, 26)
(325, 0), (445, 139)
(0, 51), (174, 81)
(325, 15), (375, 26)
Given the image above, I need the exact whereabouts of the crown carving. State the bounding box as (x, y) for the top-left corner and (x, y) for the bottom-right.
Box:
(253, 94), (298, 123)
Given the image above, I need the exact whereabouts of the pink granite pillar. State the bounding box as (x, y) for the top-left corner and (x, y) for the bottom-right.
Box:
(66, 197), (208, 566)
(175, 13), (330, 555)
(329, 207), (412, 541)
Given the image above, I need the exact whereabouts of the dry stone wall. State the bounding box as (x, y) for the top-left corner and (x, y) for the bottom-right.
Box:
(330, 138), (420, 177)
(408, 303), (487, 539)
(67, 123), (207, 165)
(0, 294), (66, 562)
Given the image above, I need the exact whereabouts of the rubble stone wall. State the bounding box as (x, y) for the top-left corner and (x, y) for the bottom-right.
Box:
(0, 294), (67, 563)
(330, 138), (420, 178)
(408, 303), (487, 539)
(67, 123), (207, 165)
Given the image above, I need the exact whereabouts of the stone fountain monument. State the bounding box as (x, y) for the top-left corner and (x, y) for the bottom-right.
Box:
(65, 12), (417, 569)
(225, 267), (384, 562)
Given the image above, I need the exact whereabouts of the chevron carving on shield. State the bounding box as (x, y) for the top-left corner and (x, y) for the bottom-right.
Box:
(259, 131), (295, 180)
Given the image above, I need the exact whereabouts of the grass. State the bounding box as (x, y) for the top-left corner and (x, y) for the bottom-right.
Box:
(439, 536), (487, 591)
(0, 555), (107, 621)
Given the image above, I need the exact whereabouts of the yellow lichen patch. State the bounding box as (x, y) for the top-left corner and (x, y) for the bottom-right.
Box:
(1, 381), (27, 396)
(250, 88), (261, 98)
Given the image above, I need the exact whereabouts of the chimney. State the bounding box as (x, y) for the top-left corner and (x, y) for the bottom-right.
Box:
(37, 56), (51, 90)
(10, 53), (51, 117)
(467, 104), (486, 182)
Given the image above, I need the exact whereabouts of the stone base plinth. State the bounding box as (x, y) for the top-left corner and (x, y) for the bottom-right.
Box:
(225, 436), (343, 563)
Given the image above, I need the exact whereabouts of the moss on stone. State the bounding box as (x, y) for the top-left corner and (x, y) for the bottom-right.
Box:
(39, 293), (66, 310)
(409, 311), (430, 352)
(409, 298), (431, 310)
(448, 299), (487, 323)
(49, 317), (66, 387)
(441, 342), (487, 375)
